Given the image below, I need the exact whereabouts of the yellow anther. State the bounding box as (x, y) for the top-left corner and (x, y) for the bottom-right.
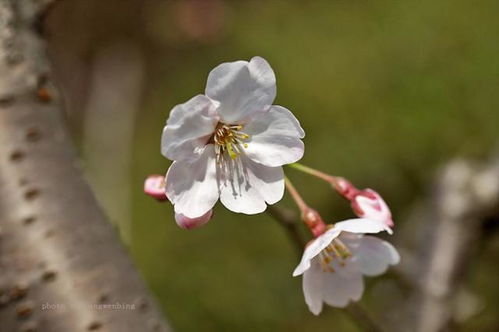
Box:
(318, 240), (352, 273)
(213, 123), (251, 161)
(333, 239), (351, 259)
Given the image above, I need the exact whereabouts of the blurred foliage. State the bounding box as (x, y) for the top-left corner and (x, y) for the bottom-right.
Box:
(48, 0), (499, 331)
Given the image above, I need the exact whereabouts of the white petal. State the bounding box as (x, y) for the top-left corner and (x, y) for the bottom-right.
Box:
(218, 154), (284, 214)
(205, 57), (276, 124)
(322, 262), (364, 308)
(302, 262), (325, 315)
(354, 189), (394, 229)
(243, 106), (305, 167)
(165, 145), (219, 218)
(334, 218), (388, 234)
(161, 95), (219, 162)
(293, 228), (341, 276)
(354, 236), (400, 276)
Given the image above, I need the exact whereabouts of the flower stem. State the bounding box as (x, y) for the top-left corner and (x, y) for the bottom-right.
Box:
(288, 163), (336, 183)
(288, 163), (354, 196)
(284, 176), (309, 214)
(285, 176), (327, 237)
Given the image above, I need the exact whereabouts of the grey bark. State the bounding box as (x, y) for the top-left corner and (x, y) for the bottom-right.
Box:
(0, 1), (170, 331)
(412, 157), (499, 332)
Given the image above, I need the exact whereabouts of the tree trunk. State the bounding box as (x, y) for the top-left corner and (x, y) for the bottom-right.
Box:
(0, 1), (170, 331)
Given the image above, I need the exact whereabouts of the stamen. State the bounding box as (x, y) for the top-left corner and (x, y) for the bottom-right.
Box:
(319, 252), (334, 272)
(213, 123), (251, 163)
(226, 143), (237, 159)
(236, 133), (250, 139)
(326, 243), (343, 259)
(333, 238), (351, 259)
(319, 239), (352, 272)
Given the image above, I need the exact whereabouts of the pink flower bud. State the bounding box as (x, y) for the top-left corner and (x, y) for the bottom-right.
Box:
(332, 177), (360, 200)
(175, 210), (213, 230)
(302, 208), (327, 237)
(144, 175), (168, 201)
(351, 189), (394, 228)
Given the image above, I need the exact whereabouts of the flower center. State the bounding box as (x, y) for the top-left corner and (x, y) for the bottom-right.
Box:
(213, 123), (250, 162)
(319, 238), (352, 273)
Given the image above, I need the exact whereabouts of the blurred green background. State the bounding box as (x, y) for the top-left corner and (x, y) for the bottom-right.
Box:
(46, 0), (499, 330)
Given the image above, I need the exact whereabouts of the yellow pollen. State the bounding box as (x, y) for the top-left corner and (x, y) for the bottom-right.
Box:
(213, 123), (251, 162)
(320, 239), (352, 273)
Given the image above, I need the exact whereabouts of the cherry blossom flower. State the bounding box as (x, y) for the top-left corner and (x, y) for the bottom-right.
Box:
(293, 218), (399, 315)
(161, 57), (305, 218)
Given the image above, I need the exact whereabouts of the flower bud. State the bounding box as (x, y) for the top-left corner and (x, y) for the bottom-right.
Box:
(144, 175), (168, 201)
(302, 208), (327, 237)
(332, 177), (359, 200)
(351, 189), (394, 228)
(175, 210), (213, 230)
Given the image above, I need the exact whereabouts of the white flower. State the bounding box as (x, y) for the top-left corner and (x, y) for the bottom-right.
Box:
(161, 57), (305, 218)
(293, 218), (400, 315)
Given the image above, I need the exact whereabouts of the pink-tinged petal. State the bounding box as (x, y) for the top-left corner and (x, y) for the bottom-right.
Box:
(334, 218), (388, 235)
(175, 210), (213, 230)
(302, 261), (325, 315)
(161, 95), (219, 162)
(218, 154), (284, 215)
(353, 236), (400, 276)
(166, 145), (219, 218)
(321, 262), (364, 308)
(205, 57), (276, 124)
(293, 228), (341, 276)
(352, 189), (394, 228)
(144, 175), (168, 201)
(244, 105), (305, 167)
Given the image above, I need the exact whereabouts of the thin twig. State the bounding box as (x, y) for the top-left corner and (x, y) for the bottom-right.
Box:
(284, 176), (309, 213)
(266, 205), (305, 257)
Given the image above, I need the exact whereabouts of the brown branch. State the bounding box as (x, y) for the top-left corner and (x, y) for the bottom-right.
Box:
(0, 1), (169, 331)
(266, 205), (306, 256)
